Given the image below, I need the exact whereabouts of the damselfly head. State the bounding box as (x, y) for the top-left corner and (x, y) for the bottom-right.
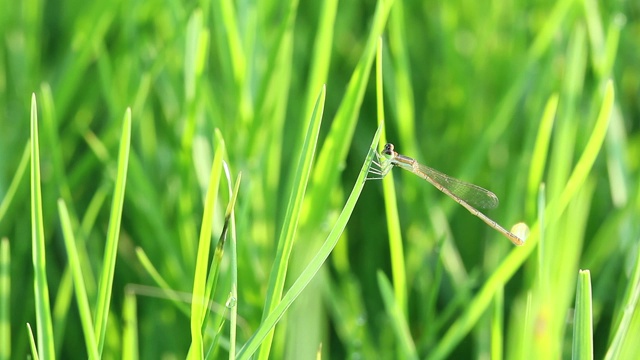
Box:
(382, 143), (396, 156)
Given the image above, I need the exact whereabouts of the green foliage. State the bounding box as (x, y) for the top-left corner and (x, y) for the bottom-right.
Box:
(1, 0), (639, 359)
(573, 270), (594, 360)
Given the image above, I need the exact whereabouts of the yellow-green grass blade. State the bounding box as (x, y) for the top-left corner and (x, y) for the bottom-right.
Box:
(1, 238), (10, 359)
(122, 288), (138, 360)
(58, 199), (99, 359)
(27, 323), (40, 360)
(572, 270), (594, 360)
(187, 133), (225, 359)
(94, 108), (132, 354)
(526, 94), (558, 216)
(214, 0), (246, 86)
(30, 93), (55, 359)
(491, 288), (505, 360)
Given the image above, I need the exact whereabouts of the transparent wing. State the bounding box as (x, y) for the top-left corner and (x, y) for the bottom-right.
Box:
(415, 163), (499, 209)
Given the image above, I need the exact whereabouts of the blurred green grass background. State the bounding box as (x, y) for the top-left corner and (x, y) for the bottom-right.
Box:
(1, 0), (640, 358)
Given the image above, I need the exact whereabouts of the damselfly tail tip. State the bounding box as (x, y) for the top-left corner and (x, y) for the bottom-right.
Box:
(510, 222), (530, 245)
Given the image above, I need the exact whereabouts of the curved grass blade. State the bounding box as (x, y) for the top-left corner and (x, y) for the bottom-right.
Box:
(237, 123), (383, 360)
(257, 85), (326, 359)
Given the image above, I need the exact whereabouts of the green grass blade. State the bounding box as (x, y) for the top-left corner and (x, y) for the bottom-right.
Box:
(427, 79), (615, 360)
(536, 183), (547, 286)
(377, 271), (418, 360)
(300, 0), (338, 124)
(543, 24), (587, 205)
(184, 9), (207, 104)
(39, 84), (80, 230)
(188, 133), (225, 359)
(201, 162), (242, 355)
(27, 323), (40, 360)
(528, 0), (577, 61)
(257, 86), (326, 359)
(122, 289), (138, 360)
(572, 269), (593, 360)
(522, 27), (590, 359)
(215, 0), (246, 85)
(0, 238), (10, 360)
(0, 143), (29, 223)
(302, 0), (394, 227)
(4, 1), (639, 358)
(526, 94), (558, 216)
(550, 81), (613, 219)
(57, 199), (99, 359)
(53, 4), (116, 116)
(94, 107), (132, 354)
(491, 288), (504, 360)
(604, 241), (640, 360)
(51, 266), (73, 356)
(223, 168), (242, 360)
(375, 38), (408, 315)
(237, 123), (383, 360)
(30, 93), (55, 359)
(387, 0), (418, 154)
(456, 0), (576, 180)
(134, 248), (190, 314)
